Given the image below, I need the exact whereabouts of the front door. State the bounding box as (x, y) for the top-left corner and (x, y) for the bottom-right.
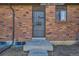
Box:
(33, 11), (45, 37)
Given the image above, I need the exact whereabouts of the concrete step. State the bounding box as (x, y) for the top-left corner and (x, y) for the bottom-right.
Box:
(28, 49), (48, 56)
(23, 39), (53, 51)
(32, 37), (46, 40)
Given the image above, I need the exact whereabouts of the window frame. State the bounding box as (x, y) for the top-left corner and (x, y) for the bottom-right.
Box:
(55, 5), (67, 22)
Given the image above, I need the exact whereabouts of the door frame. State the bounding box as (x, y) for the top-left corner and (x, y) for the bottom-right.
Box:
(32, 5), (46, 37)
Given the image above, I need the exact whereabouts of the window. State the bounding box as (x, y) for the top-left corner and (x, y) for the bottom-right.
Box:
(56, 5), (67, 21)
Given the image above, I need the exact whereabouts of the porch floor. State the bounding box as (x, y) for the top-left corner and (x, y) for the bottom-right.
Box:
(0, 44), (79, 56)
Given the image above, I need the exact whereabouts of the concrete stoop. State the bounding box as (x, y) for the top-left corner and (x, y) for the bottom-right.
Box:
(23, 38), (53, 56)
(28, 49), (48, 56)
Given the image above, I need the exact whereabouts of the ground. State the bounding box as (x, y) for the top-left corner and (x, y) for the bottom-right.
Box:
(0, 44), (79, 56)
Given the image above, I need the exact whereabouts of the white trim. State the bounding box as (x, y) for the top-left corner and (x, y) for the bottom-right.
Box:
(50, 40), (77, 45)
(0, 0), (79, 3)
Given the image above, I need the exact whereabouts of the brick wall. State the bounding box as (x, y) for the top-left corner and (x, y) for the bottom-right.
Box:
(0, 5), (13, 41)
(13, 5), (32, 41)
(0, 4), (32, 41)
(46, 4), (79, 41)
(0, 4), (79, 42)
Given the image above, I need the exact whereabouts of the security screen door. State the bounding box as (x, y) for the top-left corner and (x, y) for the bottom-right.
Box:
(33, 11), (45, 37)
